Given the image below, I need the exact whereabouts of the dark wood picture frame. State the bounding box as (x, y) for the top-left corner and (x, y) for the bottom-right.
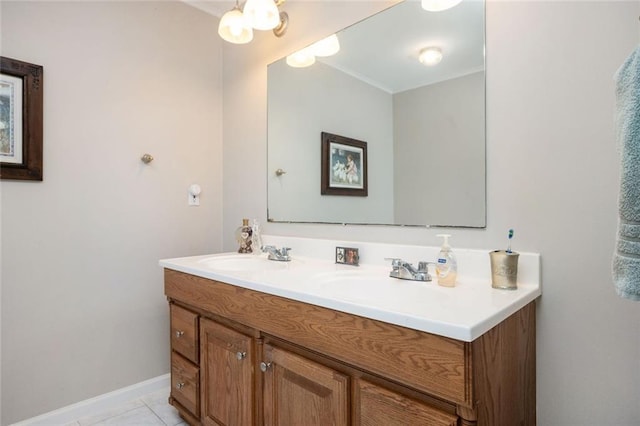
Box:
(0, 57), (43, 181)
(321, 132), (367, 196)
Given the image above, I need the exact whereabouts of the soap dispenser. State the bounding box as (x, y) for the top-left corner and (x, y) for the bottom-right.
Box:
(436, 234), (457, 287)
(236, 218), (253, 253)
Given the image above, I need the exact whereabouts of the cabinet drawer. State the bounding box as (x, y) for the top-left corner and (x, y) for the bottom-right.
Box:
(171, 304), (199, 363)
(355, 378), (457, 426)
(171, 352), (200, 417)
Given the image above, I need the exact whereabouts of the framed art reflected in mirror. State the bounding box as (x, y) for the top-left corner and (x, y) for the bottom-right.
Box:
(0, 57), (43, 181)
(267, 0), (486, 227)
(321, 132), (367, 197)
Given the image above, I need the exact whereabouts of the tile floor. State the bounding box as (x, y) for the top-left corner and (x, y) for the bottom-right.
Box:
(65, 388), (185, 426)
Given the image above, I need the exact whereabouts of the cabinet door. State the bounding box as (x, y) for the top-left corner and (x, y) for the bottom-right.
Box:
(355, 378), (458, 426)
(262, 344), (348, 426)
(200, 318), (254, 426)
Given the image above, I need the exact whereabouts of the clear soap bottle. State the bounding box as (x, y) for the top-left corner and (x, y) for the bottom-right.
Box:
(436, 234), (457, 287)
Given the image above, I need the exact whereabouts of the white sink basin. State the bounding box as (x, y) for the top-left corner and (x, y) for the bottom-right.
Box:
(198, 255), (292, 272)
(307, 270), (399, 300)
(309, 270), (389, 284)
(307, 269), (446, 305)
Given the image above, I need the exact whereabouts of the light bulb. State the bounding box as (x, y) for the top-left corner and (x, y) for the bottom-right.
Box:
(230, 24), (243, 37)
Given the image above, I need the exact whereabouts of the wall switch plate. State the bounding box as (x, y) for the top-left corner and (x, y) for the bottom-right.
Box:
(188, 184), (201, 206)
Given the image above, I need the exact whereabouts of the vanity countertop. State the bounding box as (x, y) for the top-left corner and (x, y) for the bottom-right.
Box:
(160, 239), (540, 342)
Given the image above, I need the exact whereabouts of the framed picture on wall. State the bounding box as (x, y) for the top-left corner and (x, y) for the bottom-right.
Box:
(321, 132), (368, 196)
(0, 56), (43, 181)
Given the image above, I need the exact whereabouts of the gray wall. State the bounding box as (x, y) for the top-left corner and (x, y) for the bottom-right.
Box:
(393, 71), (485, 227)
(1, 1), (638, 425)
(222, 1), (640, 424)
(267, 59), (394, 224)
(0, 1), (223, 423)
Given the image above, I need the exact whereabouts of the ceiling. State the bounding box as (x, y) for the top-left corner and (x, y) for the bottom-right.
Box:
(183, 1), (231, 17)
(317, 0), (484, 94)
(184, 0), (485, 94)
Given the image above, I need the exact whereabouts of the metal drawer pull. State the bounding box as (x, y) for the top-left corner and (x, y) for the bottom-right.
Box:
(175, 331), (184, 338)
(260, 362), (272, 372)
(236, 351), (247, 360)
(176, 382), (185, 390)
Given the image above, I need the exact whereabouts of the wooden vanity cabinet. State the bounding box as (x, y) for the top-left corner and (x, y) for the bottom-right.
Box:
(165, 269), (536, 426)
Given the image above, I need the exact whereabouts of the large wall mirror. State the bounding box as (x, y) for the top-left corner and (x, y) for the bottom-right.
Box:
(267, 0), (485, 227)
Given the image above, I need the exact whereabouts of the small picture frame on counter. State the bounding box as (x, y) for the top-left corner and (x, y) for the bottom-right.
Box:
(335, 246), (359, 266)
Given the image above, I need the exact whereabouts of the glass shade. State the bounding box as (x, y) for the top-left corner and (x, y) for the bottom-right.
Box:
(243, 0), (280, 31)
(421, 0), (463, 12)
(419, 47), (443, 65)
(218, 7), (253, 44)
(309, 34), (340, 57)
(286, 48), (316, 68)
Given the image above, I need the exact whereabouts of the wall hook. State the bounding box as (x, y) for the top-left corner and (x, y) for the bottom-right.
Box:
(275, 168), (287, 176)
(141, 153), (154, 164)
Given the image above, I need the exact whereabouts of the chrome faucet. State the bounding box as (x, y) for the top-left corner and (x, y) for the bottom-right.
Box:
(261, 245), (292, 262)
(387, 258), (432, 282)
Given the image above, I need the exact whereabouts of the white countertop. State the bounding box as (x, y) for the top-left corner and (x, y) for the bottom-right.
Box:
(160, 236), (541, 342)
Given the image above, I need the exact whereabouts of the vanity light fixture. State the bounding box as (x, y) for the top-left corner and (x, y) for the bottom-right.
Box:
(419, 46), (443, 66)
(218, 0), (288, 44)
(421, 0), (463, 12)
(285, 33), (340, 68)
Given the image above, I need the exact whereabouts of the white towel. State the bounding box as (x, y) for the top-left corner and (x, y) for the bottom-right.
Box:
(613, 45), (640, 301)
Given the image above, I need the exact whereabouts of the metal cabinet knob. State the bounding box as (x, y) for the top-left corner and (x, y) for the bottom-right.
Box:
(236, 351), (247, 360)
(260, 362), (272, 372)
(175, 331), (184, 338)
(176, 382), (185, 390)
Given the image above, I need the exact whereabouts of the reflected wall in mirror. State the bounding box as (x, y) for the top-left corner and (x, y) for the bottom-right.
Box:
(268, 0), (485, 227)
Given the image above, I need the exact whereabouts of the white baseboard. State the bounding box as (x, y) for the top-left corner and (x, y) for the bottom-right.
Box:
(10, 374), (170, 426)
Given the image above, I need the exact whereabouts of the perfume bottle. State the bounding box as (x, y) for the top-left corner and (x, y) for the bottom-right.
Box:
(236, 218), (253, 253)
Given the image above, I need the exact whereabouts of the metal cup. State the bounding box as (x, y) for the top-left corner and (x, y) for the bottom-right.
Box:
(489, 250), (519, 290)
